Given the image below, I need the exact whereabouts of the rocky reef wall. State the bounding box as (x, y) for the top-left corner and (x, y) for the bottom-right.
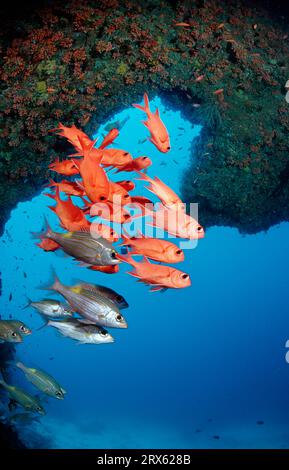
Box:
(0, 0), (288, 234)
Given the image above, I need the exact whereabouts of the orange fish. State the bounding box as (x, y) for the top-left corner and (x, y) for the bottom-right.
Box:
(128, 196), (153, 215)
(90, 201), (132, 224)
(101, 148), (133, 169)
(45, 186), (91, 232)
(90, 222), (119, 243)
(133, 93), (170, 153)
(116, 180), (135, 192)
(117, 254), (191, 291)
(120, 230), (184, 263)
(213, 88), (224, 95)
(73, 151), (110, 203)
(36, 238), (60, 252)
(115, 156), (152, 173)
(46, 179), (85, 197)
(141, 205), (205, 240)
(99, 128), (119, 149)
(195, 75), (205, 82)
(49, 158), (79, 176)
(51, 123), (92, 153)
(174, 22), (190, 27)
(136, 171), (184, 211)
(89, 265), (119, 274)
(108, 181), (131, 205)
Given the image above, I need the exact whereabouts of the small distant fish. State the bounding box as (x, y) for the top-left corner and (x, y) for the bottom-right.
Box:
(23, 272), (27, 278)
(26, 298), (74, 319)
(14, 361), (66, 400)
(256, 420), (264, 425)
(178, 127), (185, 131)
(173, 159), (179, 165)
(213, 88), (224, 95)
(104, 116), (129, 132)
(174, 22), (190, 27)
(0, 379), (45, 415)
(178, 147), (183, 150)
(213, 435), (220, 440)
(9, 293), (12, 302)
(160, 162), (167, 166)
(195, 75), (205, 82)
(0, 320), (22, 343)
(138, 138), (147, 144)
(195, 429), (202, 433)
(47, 318), (114, 344)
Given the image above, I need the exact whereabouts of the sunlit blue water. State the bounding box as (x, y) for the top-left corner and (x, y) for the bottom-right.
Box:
(1, 97), (289, 449)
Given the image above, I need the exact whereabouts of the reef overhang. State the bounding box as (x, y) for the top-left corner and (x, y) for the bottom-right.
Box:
(0, 0), (288, 235)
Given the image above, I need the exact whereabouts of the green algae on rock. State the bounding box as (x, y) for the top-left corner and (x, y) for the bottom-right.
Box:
(0, 0), (288, 234)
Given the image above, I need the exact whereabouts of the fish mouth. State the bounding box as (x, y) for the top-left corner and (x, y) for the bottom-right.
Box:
(118, 322), (128, 329)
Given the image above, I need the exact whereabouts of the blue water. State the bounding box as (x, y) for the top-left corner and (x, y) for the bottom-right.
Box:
(1, 97), (289, 449)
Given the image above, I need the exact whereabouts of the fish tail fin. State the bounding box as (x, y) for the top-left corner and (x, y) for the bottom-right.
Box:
(35, 319), (49, 332)
(15, 361), (26, 372)
(116, 253), (137, 268)
(39, 267), (62, 293)
(22, 296), (32, 310)
(132, 93), (150, 114)
(31, 216), (53, 241)
(45, 178), (57, 189)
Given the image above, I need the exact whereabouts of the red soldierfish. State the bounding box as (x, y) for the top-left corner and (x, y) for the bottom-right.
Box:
(132, 93), (170, 153)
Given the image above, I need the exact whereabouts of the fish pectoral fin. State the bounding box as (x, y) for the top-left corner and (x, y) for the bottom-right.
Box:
(149, 285), (168, 293)
(142, 120), (149, 129)
(127, 270), (140, 278)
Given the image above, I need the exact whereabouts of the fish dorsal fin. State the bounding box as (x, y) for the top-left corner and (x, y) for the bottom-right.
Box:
(155, 108), (160, 117)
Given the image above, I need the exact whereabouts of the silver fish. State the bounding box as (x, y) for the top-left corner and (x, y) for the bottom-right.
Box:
(72, 282), (129, 309)
(48, 318), (114, 344)
(4, 320), (31, 336)
(27, 298), (73, 318)
(48, 273), (127, 329)
(0, 320), (22, 343)
(36, 220), (119, 267)
(14, 362), (66, 400)
(9, 412), (41, 426)
(0, 379), (45, 415)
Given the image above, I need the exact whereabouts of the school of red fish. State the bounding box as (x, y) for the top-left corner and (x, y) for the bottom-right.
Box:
(36, 93), (205, 293)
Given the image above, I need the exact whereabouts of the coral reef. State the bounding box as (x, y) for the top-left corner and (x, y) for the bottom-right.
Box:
(0, 0), (288, 234)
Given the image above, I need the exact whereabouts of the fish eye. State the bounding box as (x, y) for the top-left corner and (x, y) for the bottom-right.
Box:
(100, 330), (108, 337)
(116, 314), (123, 322)
(181, 273), (189, 279)
(124, 152), (129, 156)
(126, 180), (130, 183)
(99, 196), (107, 201)
(142, 156), (148, 160)
(176, 249), (182, 255)
(197, 226), (204, 232)
(11, 332), (17, 337)
(167, 146), (171, 150)
(124, 194), (130, 199)
(110, 230), (114, 236)
(124, 214), (130, 220)
(111, 251), (117, 259)
(116, 295), (123, 302)
(55, 391), (62, 398)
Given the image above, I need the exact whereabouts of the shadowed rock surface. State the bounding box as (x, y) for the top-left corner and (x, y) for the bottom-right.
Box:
(0, 0), (289, 234)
